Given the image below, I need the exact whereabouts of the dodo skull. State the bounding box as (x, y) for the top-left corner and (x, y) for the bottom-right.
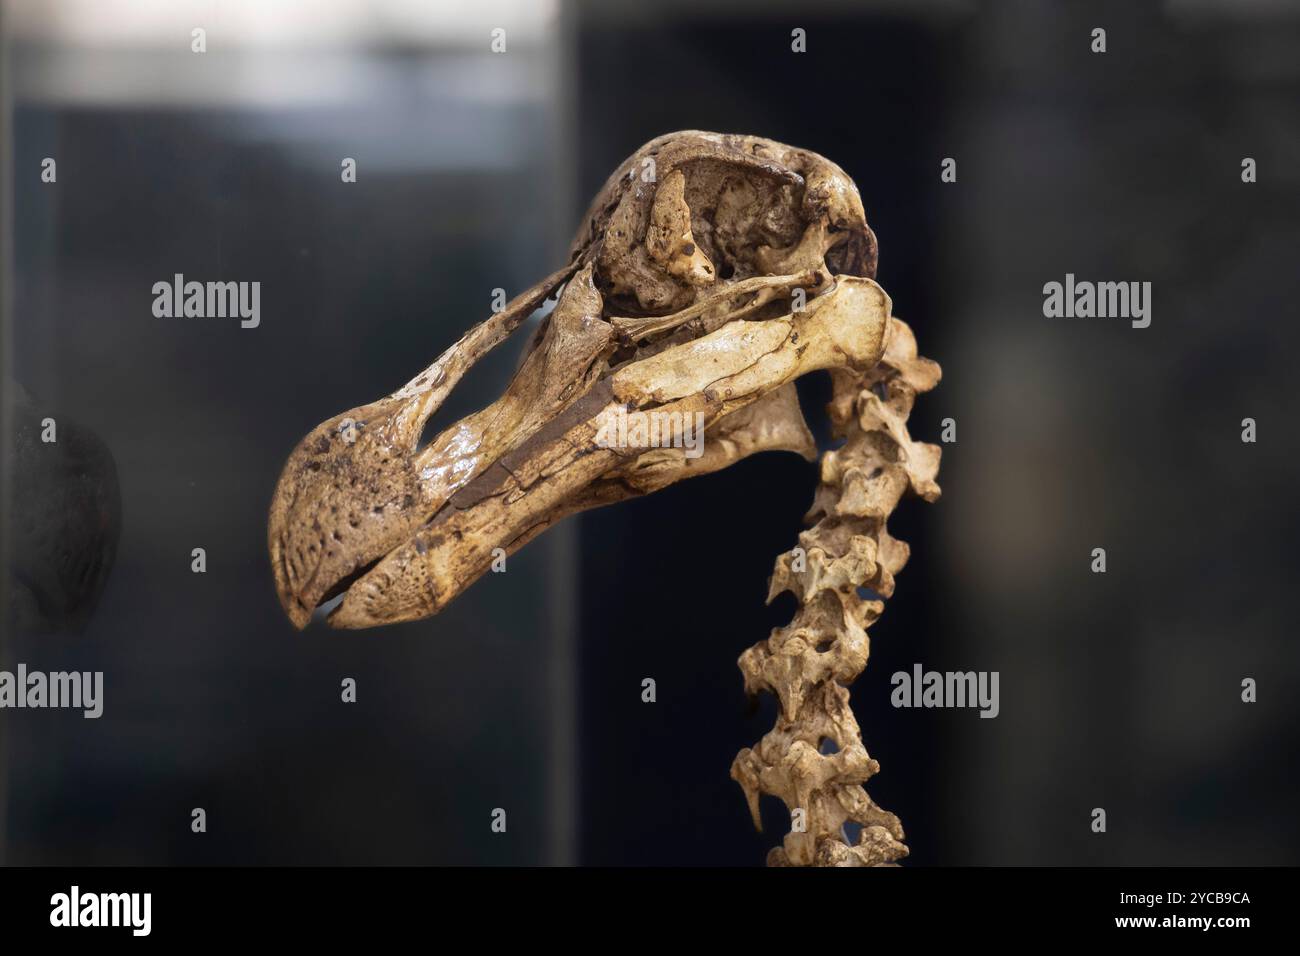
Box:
(268, 131), (894, 630)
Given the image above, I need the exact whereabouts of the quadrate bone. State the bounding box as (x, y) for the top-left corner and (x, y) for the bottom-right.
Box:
(267, 131), (942, 867)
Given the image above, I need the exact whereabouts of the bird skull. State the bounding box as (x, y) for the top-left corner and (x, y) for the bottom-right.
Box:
(268, 131), (892, 629)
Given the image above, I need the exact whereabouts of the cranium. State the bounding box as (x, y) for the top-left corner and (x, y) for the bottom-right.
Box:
(267, 131), (941, 866)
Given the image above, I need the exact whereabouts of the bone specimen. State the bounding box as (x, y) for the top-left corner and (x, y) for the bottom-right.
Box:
(268, 131), (941, 866)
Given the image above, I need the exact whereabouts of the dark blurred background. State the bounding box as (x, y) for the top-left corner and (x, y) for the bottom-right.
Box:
(2, 0), (1298, 866)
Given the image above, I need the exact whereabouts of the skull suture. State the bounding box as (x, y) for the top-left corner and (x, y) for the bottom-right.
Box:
(267, 131), (941, 866)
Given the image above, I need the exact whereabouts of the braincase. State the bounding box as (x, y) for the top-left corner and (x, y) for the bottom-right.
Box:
(570, 131), (877, 316)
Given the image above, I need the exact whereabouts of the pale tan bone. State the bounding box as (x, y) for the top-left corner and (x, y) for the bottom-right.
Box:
(266, 131), (941, 867)
(732, 317), (941, 866)
(328, 276), (888, 629)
